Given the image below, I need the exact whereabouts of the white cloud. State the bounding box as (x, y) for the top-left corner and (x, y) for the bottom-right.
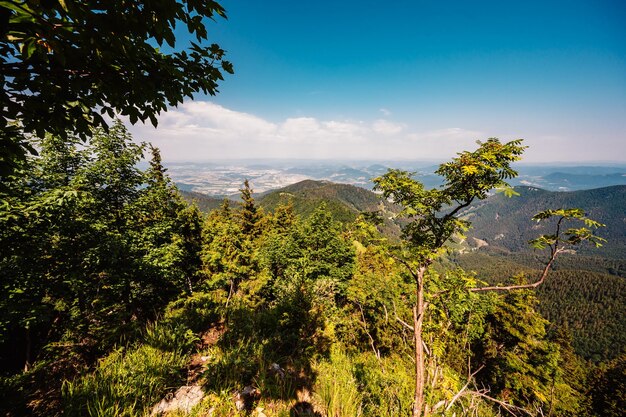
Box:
(379, 108), (392, 116)
(128, 101), (485, 161)
(156, 102), (277, 139)
(373, 119), (405, 136)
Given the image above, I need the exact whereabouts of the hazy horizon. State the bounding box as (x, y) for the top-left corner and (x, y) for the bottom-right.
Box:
(160, 158), (626, 166)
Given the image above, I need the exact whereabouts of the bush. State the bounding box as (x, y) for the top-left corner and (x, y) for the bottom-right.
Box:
(163, 291), (222, 333)
(143, 321), (199, 353)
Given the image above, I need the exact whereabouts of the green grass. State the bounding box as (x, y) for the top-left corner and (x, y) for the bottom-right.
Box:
(62, 344), (187, 417)
(313, 346), (363, 417)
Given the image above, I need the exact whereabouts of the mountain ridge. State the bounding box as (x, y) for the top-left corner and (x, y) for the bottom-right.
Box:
(462, 185), (626, 259)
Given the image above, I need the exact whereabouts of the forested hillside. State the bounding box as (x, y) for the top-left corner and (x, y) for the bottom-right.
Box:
(454, 252), (626, 361)
(257, 180), (403, 238)
(183, 177), (626, 363)
(444, 185), (626, 363)
(462, 185), (626, 258)
(3, 1), (625, 416)
(180, 190), (227, 213)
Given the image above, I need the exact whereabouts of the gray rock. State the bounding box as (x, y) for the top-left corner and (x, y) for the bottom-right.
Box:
(151, 385), (204, 416)
(269, 362), (286, 379)
(234, 385), (260, 411)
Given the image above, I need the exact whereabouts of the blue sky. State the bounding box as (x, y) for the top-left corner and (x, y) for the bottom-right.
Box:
(131, 0), (626, 162)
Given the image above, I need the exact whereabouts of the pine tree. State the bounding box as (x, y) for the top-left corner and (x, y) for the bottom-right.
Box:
(238, 179), (262, 237)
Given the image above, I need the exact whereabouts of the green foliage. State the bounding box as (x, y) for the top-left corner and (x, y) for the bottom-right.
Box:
(263, 204), (355, 297)
(62, 344), (187, 417)
(195, 202), (357, 411)
(0, 123), (202, 396)
(257, 179), (403, 238)
(425, 269), (490, 356)
(0, 0), (233, 176)
(352, 353), (414, 417)
(373, 138), (525, 259)
(202, 337), (263, 393)
(455, 252), (626, 361)
(538, 270), (626, 361)
(590, 354), (626, 417)
(473, 290), (588, 415)
(343, 223), (411, 355)
(253, 205), (355, 359)
(201, 198), (264, 305)
(436, 138), (526, 200)
(239, 179), (263, 237)
(1, 133), (618, 417)
(162, 291), (222, 334)
(369, 139), (607, 416)
(529, 208), (606, 249)
(143, 321), (199, 354)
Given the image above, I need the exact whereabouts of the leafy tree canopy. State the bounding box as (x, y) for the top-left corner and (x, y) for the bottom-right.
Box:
(0, 0), (233, 176)
(374, 138), (526, 260)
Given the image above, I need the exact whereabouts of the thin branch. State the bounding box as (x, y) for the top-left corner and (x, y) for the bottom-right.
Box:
(383, 303), (389, 325)
(225, 278), (234, 308)
(12, 3), (57, 28)
(429, 288), (450, 300)
(464, 391), (534, 416)
(392, 300), (415, 332)
(441, 365), (485, 413)
(470, 247), (563, 292)
(356, 302), (381, 361)
(442, 196), (475, 222)
(392, 253), (420, 282)
(554, 216), (564, 250)
(428, 359), (483, 413)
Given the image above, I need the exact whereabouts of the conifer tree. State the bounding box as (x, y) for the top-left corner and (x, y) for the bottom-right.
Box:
(238, 179), (262, 237)
(273, 201), (296, 233)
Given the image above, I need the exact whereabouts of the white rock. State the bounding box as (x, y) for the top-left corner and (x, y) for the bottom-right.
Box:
(150, 385), (204, 416)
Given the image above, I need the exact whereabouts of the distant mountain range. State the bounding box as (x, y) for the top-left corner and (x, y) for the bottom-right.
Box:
(182, 181), (626, 259)
(169, 161), (626, 196)
(512, 170), (626, 191)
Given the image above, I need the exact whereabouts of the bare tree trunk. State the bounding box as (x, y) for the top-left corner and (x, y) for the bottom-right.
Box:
(413, 266), (426, 417)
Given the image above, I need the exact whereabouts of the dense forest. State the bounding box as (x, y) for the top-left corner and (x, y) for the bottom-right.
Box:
(460, 185), (626, 259)
(1, 126), (624, 417)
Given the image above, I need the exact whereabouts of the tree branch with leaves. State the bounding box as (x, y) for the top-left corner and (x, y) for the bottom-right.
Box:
(0, 0), (234, 178)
